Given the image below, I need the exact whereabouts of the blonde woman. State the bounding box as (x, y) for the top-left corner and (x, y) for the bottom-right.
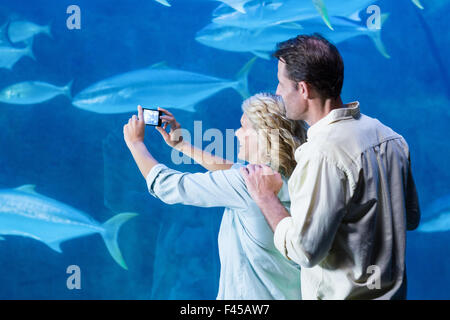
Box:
(123, 93), (307, 299)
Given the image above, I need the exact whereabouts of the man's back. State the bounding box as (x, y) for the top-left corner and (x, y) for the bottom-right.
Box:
(275, 102), (420, 299)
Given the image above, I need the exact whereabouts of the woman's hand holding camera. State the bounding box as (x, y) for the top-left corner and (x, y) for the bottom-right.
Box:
(155, 107), (185, 150)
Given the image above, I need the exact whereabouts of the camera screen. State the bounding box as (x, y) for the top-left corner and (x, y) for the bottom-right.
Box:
(143, 109), (160, 126)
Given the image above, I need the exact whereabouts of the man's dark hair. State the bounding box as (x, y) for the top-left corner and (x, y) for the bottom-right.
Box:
(273, 34), (344, 99)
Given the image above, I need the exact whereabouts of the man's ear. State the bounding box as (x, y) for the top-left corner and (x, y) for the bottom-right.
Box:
(298, 81), (315, 99)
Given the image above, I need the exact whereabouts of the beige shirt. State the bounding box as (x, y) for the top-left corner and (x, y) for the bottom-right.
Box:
(274, 102), (421, 300)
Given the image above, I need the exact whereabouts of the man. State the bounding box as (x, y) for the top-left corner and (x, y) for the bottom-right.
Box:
(241, 34), (421, 300)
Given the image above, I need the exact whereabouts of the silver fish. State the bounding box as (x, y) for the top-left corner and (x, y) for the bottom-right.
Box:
(212, 0), (376, 30)
(196, 22), (303, 60)
(72, 58), (256, 114)
(0, 184), (138, 269)
(197, 13), (390, 59)
(0, 80), (72, 104)
(0, 41), (35, 70)
(8, 20), (52, 44)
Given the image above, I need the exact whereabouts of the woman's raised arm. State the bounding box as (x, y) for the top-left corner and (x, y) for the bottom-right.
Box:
(155, 107), (234, 171)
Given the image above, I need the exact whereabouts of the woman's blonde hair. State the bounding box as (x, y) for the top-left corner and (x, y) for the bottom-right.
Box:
(242, 92), (307, 177)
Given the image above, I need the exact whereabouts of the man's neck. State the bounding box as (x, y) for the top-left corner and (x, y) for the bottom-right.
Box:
(306, 96), (343, 126)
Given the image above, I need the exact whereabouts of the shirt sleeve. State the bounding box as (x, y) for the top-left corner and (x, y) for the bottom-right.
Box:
(273, 153), (347, 268)
(145, 163), (250, 210)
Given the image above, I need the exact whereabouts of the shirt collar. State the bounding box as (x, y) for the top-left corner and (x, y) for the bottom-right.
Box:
(294, 101), (360, 163)
(306, 101), (360, 140)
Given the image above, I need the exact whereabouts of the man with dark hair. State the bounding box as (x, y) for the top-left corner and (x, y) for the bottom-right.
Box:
(241, 34), (421, 300)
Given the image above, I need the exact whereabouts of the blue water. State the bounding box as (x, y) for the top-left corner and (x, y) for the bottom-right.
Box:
(0, 0), (449, 299)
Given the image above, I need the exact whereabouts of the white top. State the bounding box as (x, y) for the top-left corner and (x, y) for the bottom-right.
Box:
(146, 162), (301, 300)
(274, 102), (421, 300)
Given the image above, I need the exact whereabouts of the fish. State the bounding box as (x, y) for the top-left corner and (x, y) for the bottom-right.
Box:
(0, 80), (72, 105)
(418, 195), (450, 233)
(197, 13), (390, 59)
(0, 184), (138, 269)
(7, 20), (52, 44)
(196, 22), (303, 60)
(72, 58), (256, 114)
(212, 0), (376, 30)
(0, 41), (35, 70)
(154, 0), (254, 13)
(212, 0), (318, 29)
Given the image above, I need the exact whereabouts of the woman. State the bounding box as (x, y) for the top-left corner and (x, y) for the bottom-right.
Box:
(123, 93), (307, 299)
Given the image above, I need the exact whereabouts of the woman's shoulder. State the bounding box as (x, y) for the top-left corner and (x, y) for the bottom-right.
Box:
(224, 162), (246, 183)
(224, 163), (291, 206)
(221, 162), (248, 191)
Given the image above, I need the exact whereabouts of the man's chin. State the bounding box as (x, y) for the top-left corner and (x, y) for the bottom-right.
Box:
(285, 110), (296, 120)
